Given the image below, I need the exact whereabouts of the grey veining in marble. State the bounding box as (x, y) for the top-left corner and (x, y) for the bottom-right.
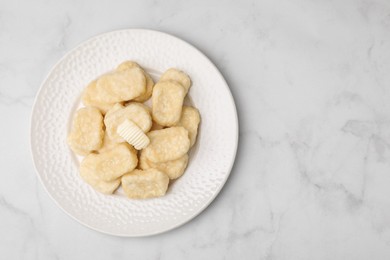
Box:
(1, 0), (390, 259)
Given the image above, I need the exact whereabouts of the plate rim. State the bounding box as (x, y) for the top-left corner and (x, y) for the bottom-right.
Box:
(30, 28), (239, 237)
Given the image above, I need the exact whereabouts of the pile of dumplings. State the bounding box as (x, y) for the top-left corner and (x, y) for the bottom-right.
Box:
(67, 61), (200, 199)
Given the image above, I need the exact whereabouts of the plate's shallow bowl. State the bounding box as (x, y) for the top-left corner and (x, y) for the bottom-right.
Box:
(31, 29), (238, 237)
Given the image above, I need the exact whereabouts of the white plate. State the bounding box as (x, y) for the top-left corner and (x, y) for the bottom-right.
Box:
(30, 29), (238, 237)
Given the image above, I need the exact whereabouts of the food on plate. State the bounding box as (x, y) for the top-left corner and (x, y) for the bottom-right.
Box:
(152, 81), (186, 126)
(143, 127), (190, 163)
(80, 143), (138, 182)
(140, 152), (189, 180)
(116, 60), (140, 71)
(117, 61), (154, 102)
(96, 67), (146, 103)
(98, 133), (118, 153)
(160, 68), (191, 93)
(121, 169), (169, 199)
(175, 106), (200, 147)
(79, 156), (120, 194)
(67, 62), (200, 198)
(67, 107), (104, 155)
(104, 102), (152, 143)
(82, 80), (116, 114)
(117, 119), (150, 150)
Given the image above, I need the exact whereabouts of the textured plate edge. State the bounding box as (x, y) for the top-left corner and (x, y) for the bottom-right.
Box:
(29, 28), (239, 237)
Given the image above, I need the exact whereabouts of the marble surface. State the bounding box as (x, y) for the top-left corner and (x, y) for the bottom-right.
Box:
(1, 0), (390, 259)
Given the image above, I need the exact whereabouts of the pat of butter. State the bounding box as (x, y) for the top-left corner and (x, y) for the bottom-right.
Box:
(117, 119), (150, 150)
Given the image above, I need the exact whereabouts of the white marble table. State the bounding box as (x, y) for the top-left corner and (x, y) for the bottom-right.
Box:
(1, 0), (390, 259)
